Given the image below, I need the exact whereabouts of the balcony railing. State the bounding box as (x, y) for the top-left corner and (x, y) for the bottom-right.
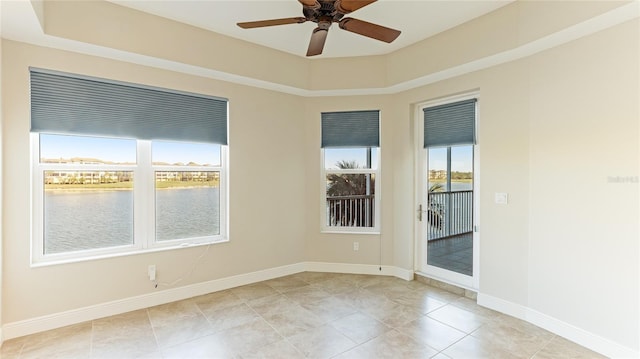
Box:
(327, 194), (374, 227)
(427, 190), (473, 240)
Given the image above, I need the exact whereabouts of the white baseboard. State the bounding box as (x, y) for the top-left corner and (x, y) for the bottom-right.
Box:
(305, 262), (414, 281)
(476, 292), (528, 319)
(478, 293), (639, 359)
(2, 262), (412, 340)
(392, 266), (415, 281)
(2, 262), (304, 340)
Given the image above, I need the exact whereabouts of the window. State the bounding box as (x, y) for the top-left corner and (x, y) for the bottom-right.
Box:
(30, 68), (228, 264)
(152, 141), (223, 242)
(321, 110), (380, 233)
(38, 135), (136, 255)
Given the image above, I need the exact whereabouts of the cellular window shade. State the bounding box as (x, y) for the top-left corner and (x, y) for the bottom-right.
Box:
(30, 68), (228, 145)
(321, 110), (379, 148)
(423, 99), (476, 148)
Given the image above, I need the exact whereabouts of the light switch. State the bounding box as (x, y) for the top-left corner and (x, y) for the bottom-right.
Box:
(495, 192), (508, 204)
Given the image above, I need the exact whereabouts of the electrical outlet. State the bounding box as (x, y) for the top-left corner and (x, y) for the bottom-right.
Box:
(353, 242), (359, 251)
(148, 265), (156, 281)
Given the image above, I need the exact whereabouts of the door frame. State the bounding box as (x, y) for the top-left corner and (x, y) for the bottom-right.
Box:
(413, 92), (480, 290)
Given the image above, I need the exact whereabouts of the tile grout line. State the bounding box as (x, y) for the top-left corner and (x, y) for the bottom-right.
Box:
(144, 308), (163, 357)
(17, 340), (26, 359)
(435, 330), (477, 357)
(528, 334), (558, 359)
(89, 320), (95, 358)
(423, 301), (490, 357)
(364, 279), (467, 357)
(426, 303), (483, 332)
(245, 281), (307, 358)
(265, 275), (383, 358)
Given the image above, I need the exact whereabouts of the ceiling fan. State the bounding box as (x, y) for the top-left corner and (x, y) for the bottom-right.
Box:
(237, 0), (401, 57)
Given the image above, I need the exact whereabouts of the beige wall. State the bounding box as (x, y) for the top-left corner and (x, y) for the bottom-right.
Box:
(300, 12), (638, 352)
(1, 40), (307, 322)
(302, 95), (396, 267)
(1, 0), (638, 354)
(0, 28), (3, 343)
(526, 20), (639, 347)
(299, 17), (639, 352)
(42, 0), (310, 91)
(387, 0), (629, 87)
(393, 19), (639, 351)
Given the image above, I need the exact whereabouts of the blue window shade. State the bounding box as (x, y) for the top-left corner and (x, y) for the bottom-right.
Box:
(30, 68), (228, 145)
(321, 110), (380, 148)
(423, 99), (476, 148)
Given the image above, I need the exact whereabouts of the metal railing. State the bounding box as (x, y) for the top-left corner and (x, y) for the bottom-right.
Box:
(427, 190), (473, 240)
(327, 194), (375, 227)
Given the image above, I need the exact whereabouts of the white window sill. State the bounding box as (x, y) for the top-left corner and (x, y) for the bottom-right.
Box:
(30, 237), (229, 268)
(321, 229), (380, 235)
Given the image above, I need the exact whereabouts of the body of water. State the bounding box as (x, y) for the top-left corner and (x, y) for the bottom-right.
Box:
(450, 182), (472, 191)
(44, 187), (220, 254)
(429, 181), (473, 192)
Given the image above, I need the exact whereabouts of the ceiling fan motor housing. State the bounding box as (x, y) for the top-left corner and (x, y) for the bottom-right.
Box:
(302, 0), (346, 24)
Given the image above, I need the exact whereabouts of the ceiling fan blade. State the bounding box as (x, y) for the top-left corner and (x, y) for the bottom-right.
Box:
(307, 27), (328, 56)
(237, 17), (306, 29)
(298, 0), (320, 7)
(336, 0), (376, 14)
(339, 17), (401, 43)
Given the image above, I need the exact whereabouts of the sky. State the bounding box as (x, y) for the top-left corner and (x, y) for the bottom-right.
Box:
(324, 146), (473, 172)
(40, 134), (221, 166)
(428, 145), (473, 172)
(152, 141), (221, 166)
(324, 148), (379, 170)
(41, 134), (471, 170)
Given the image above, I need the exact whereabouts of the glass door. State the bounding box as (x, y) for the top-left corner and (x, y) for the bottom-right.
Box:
(415, 97), (479, 289)
(427, 145), (474, 270)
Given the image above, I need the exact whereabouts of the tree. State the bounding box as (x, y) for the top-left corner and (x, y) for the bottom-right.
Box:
(326, 160), (374, 226)
(429, 182), (444, 193)
(326, 160), (372, 196)
(427, 182), (444, 230)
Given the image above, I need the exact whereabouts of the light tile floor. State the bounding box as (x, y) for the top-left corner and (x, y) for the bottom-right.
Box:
(1, 272), (604, 359)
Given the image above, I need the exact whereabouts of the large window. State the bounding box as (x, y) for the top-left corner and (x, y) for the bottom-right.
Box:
(321, 110), (380, 233)
(30, 68), (228, 264)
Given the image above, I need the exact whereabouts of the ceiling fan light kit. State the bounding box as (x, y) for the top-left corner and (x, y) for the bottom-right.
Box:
(237, 0), (401, 57)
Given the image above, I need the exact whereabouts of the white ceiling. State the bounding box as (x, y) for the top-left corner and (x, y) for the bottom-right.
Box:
(103, 0), (514, 58)
(0, 1), (636, 94)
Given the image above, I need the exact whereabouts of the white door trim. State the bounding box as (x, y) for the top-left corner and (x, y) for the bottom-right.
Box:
(413, 92), (480, 290)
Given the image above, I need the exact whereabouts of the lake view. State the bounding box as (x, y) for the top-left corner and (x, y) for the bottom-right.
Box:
(44, 187), (220, 254)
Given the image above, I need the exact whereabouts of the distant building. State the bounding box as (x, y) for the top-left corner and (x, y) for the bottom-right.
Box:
(429, 170), (447, 180)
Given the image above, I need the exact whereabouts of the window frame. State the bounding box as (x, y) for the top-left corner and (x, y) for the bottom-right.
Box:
(31, 133), (229, 266)
(320, 147), (381, 234)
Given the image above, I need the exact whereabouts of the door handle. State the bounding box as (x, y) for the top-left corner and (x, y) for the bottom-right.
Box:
(417, 204), (423, 221)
